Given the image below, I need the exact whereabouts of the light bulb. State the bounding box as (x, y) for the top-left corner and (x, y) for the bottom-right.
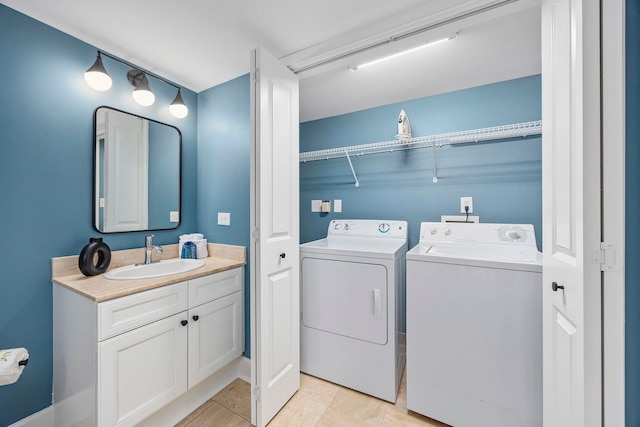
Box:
(84, 53), (112, 91)
(132, 89), (155, 106)
(132, 74), (155, 106)
(169, 89), (188, 118)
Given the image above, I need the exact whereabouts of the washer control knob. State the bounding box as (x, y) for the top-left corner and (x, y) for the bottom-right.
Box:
(344, 223), (350, 230)
(444, 228), (452, 236)
(334, 223), (342, 230)
(430, 227), (438, 235)
(378, 223), (390, 233)
(506, 230), (521, 240)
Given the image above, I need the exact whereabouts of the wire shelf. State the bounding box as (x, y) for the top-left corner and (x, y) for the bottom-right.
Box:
(299, 120), (542, 162)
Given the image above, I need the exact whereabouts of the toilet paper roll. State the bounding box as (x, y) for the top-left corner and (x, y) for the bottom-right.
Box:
(0, 347), (29, 386)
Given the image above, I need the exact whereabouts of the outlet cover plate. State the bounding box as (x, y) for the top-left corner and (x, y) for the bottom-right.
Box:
(460, 197), (473, 213)
(218, 212), (231, 226)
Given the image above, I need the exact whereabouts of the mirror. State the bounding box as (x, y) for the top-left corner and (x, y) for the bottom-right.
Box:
(93, 106), (181, 233)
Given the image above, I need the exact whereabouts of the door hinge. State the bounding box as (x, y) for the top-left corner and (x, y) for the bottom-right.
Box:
(252, 385), (261, 401)
(592, 242), (616, 271)
(252, 227), (260, 242)
(251, 69), (259, 82)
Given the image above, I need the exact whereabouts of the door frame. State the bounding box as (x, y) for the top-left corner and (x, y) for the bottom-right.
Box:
(601, 0), (626, 424)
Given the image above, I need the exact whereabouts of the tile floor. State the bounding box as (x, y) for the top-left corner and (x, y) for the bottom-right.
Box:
(176, 367), (449, 427)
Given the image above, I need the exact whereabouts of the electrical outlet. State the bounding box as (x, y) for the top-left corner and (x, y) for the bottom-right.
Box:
(460, 197), (473, 213)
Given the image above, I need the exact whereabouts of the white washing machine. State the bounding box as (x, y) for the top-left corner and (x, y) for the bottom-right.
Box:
(406, 222), (542, 427)
(300, 219), (408, 402)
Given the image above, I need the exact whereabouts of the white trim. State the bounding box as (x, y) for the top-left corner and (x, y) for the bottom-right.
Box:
(137, 356), (252, 427)
(249, 47), (258, 427)
(8, 406), (54, 427)
(602, 0), (626, 425)
(15, 356), (251, 427)
(32, 357), (249, 427)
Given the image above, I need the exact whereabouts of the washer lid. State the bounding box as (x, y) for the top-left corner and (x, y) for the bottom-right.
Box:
(427, 242), (539, 262)
(407, 241), (542, 272)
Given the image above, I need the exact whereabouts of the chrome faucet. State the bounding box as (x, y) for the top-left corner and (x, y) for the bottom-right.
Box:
(143, 234), (163, 264)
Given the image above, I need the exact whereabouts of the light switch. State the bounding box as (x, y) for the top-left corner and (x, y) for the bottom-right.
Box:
(334, 200), (342, 213)
(311, 200), (322, 212)
(218, 212), (231, 226)
(170, 211), (180, 223)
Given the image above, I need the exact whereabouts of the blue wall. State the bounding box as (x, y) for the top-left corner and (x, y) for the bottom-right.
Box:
(300, 75), (543, 252)
(0, 6), (198, 425)
(626, 1), (640, 424)
(196, 75), (251, 357)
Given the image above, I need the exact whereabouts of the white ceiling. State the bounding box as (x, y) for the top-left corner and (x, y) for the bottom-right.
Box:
(1, 0), (541, 122)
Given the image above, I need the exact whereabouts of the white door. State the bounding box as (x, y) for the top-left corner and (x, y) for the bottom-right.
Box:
(104, 110), (149, 232)
(541, 0), (602, 425)
(250, 47), (300, 427)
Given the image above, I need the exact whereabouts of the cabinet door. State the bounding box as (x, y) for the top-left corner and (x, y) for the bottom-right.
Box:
(188, 291), (244, 387)
(98, 312), (188, 427)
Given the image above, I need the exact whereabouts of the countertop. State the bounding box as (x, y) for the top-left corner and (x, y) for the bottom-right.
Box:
(52, 243), (246, 303)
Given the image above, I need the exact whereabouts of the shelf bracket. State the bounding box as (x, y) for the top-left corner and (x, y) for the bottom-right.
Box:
(432, 144), (438, 183)
(345, 151), (360, 187)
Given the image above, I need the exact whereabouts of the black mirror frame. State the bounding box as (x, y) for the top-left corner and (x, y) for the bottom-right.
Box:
(92, 105), (183, 234)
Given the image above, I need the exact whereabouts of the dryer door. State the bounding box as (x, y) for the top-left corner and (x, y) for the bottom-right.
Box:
(301, 257), (388, 345)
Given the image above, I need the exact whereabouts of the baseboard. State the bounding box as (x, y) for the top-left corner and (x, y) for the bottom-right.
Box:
(10, 356), (252, 427)
(138, 356), (252, 427)
(237, 355), (251, 383)
(8, 405), (54, 427)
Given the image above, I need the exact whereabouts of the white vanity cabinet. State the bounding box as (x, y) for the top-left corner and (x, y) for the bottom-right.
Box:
(53, 267), (244, 427)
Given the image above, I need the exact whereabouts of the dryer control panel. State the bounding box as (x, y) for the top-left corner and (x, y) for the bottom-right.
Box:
(328, 220), (408, 239)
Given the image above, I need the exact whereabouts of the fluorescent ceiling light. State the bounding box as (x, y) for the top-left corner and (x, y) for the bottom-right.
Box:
(350, 33), (458, 71)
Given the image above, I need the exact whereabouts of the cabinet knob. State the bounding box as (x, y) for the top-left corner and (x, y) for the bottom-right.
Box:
(280, 253), (286, 259)
(552, 281), (565, 292)
(192, 315), (199, 321)
(181, 320), (188, 326)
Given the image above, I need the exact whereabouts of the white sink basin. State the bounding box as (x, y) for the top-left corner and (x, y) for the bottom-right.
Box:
(104, 259), (205, 280)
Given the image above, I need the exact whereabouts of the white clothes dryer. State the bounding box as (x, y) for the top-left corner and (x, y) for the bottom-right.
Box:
(300, 219), (408, 402)
(406, 222), (542, 427)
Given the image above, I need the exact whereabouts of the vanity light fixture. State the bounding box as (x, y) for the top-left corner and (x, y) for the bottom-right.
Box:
(169, 89), (188, 119)
(349, 32), (458, 71)
(84, 52), (112, 91)
(84, 50), (189, 118)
